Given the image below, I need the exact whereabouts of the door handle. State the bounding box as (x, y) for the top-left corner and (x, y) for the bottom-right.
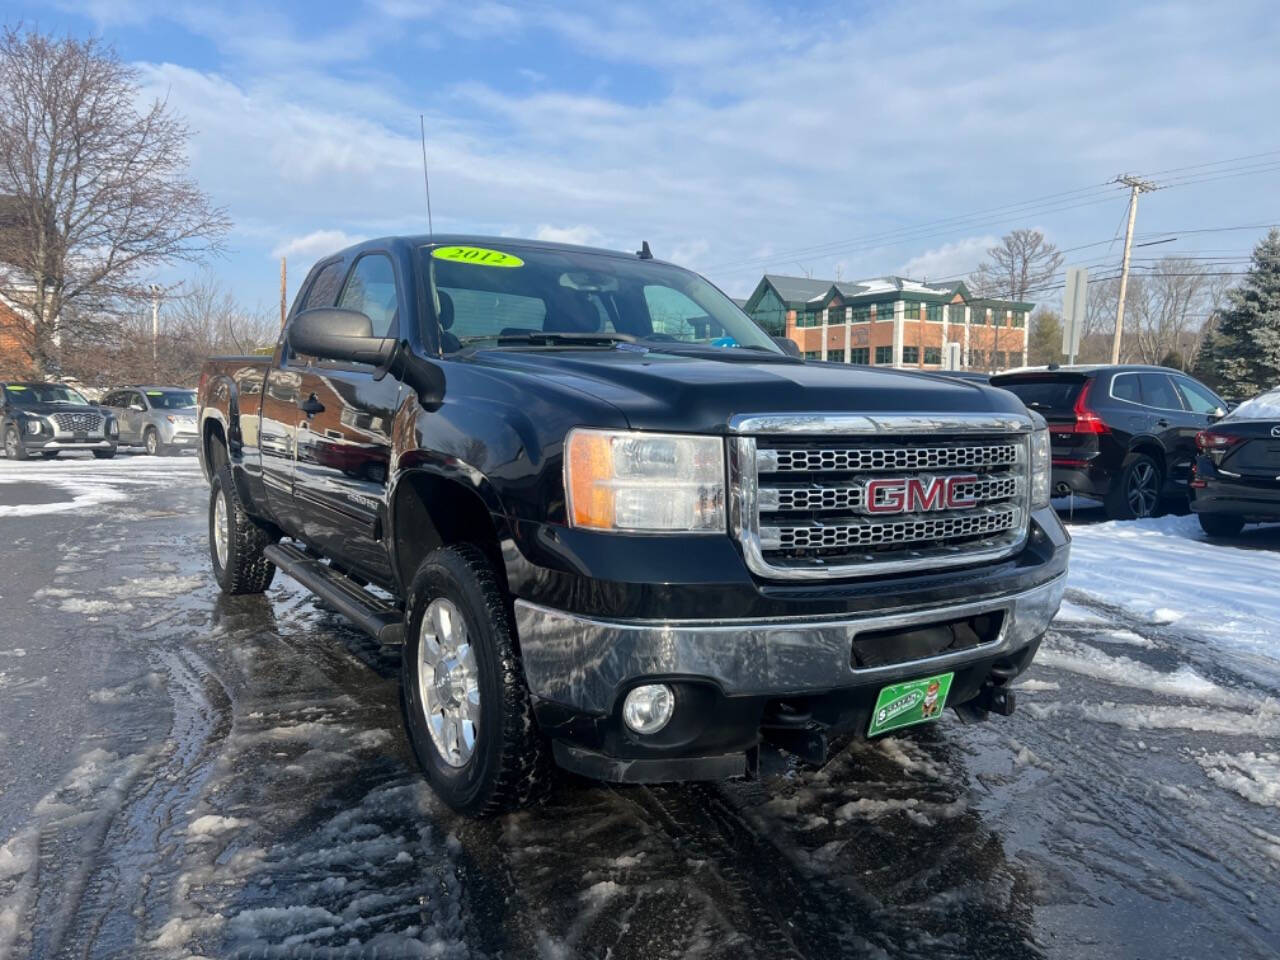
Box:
(1155, 418), (1169, 428)
(300, 394), (325, 418)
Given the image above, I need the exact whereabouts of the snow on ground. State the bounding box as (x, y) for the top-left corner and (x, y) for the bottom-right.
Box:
(0, 453), (200, 518)
(1063, 513), (1280, 669)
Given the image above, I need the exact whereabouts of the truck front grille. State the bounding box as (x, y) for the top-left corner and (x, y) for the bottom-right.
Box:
(729, 415), (1032, 580)
(50, 412), (104, 435)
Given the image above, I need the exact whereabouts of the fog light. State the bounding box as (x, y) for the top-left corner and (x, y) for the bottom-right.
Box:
(622, 684), (674, 735)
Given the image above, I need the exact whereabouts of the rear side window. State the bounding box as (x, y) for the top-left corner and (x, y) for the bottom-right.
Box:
(301, 261), (345, 311)
(1111, 374), (1141, 403)
(1138, 373), (1181, 410)
(993, 377), (1083, 413)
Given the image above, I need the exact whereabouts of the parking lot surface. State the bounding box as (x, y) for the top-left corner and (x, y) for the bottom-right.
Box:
(1, 455), (1277, 959)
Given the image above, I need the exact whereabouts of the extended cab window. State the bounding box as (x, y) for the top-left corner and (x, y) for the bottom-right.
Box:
(421, 244), (778, 354)
(338, 254), (399, 338)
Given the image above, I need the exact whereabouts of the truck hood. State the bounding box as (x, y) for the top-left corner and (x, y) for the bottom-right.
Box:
(464, 348), (1026, 433)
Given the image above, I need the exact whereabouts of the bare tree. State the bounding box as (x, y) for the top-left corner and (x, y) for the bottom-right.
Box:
(0, 26), (229, 376)
(968, 229), (1065, 301)
(1128, 258), (1211, 366)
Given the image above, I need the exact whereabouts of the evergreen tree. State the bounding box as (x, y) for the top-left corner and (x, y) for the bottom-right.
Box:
(1212, 229), (1280, 397)
(1026, 309), (1063, 366)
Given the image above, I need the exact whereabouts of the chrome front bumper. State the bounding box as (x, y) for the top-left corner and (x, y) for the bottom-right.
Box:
(515, 574), (1065, 714)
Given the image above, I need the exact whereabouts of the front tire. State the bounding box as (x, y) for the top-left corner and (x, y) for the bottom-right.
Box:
(4, 426), (29, 461)
(143, 428), (160, 456)
(1105, 453), (1162, 520)
(1198, 513), (1245, 538)
(401, 544), (550, 816)
(209, 462), (276, 594)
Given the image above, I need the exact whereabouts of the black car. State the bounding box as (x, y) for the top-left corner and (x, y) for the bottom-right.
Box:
(990, 365), (1228, 520)
(1190, 387), (1280, 536)
(1, 381), (119, 460)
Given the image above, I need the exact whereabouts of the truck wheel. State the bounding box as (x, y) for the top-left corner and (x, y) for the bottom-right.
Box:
(93, 448), (116, 460)
(143, 428), (159, 456)
(1104, 453), (1161, 520)
(1198, 513), (1245, 538)
(401, 544), (550, 816)
(209, 462), (276, 594)
(4, 426), (29, 461)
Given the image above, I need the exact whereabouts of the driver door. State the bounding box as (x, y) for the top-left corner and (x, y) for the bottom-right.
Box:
(121, 391), (147, 443)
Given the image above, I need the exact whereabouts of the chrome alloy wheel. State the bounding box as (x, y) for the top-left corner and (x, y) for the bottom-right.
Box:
(1127, 461), (1159, 517)
(418, 597), (480, 767)
(3, 428), (16, 459)
(213, 491), (229, 568)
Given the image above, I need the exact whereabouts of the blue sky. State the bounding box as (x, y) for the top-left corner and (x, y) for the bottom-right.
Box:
(12, 0), (1280, 312)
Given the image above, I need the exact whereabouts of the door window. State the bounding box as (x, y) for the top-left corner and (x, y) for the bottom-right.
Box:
(1138, 373), (1182, 410)
(1174, 377), (1223, 414)
(338, 254), (399, 338)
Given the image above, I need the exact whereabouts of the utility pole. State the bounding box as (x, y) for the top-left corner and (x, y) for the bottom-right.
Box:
(1111, 175), (1157, 364)
(149, 283), (162, 376)
(280, 257), (287, 329)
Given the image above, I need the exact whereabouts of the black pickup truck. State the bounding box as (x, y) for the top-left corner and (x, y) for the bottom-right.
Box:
(198, 235), (1068, 816)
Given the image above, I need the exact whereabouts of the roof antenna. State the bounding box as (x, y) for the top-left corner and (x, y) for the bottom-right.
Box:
(419, 114), (434, 237)
(636, 240), (652, 260)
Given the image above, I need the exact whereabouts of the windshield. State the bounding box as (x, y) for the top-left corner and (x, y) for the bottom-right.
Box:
(420, 244), (779, 354)
(1226, 388), (1280, 421)
(3, 383), (90, 406)
(145, 390), (196, 410)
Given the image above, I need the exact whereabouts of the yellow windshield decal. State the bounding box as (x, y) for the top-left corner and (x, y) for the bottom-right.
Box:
(431, 245), (524, 268)
(5, 385), (27, 391)
(146, 391), (164, 396)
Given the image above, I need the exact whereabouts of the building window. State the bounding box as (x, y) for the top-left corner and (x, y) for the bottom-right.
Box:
(925, 304), (943, 323)
(1011, 310), (1027, 328)
(995, 351), (1007, 368)
(849, 305), (870, 323)
(1008, 351), (1023, 367)
(797, 310), (822, 328)
(902, 346), (920, 364)
(924, 347), (942, 365)
(872, 302), (894, 322)
(971, 349), (987, 367)
(902, 301), (922, 321)
(850, 347), (869, 364)
(803, 350), (821, 360)
(874, 346), (892, 365)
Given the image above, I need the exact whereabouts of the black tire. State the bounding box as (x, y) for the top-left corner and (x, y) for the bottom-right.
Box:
(401, 544), (551, 816)
(1198, 513), (1245, 538)
(93, 448), (116, 460)
(143, 427), (160, 456)
(209, 462), (276, 594)
(41, 451), (59, 460)
(1104, 453), (1162, 520)
(4, 425), (29, 461)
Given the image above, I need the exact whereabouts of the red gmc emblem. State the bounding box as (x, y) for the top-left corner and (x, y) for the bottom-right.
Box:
(865, 474), (979, 515)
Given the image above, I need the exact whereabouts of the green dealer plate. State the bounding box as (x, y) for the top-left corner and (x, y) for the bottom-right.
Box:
(867, 672), (954, 737)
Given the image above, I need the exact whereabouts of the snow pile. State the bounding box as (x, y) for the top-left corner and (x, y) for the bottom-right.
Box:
(0, 455), (200, 518)
(1066, 513), (1280, 671)
(1195, 752), (1280, 808)
(1227, 387), (1280, 420)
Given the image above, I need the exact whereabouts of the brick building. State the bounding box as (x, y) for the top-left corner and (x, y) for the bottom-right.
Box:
(0, 300), (33, 379)
(742, 274), (1032, 372)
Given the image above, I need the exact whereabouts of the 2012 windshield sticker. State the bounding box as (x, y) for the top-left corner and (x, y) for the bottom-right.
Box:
(431, 245), (524, 268)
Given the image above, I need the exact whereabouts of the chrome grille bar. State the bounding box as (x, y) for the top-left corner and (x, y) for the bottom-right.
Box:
(760, 473), (1021, 513)
(761, 504), (1019, 551)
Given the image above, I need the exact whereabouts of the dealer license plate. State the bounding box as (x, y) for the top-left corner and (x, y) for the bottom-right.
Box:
(867, 672), (954, 737)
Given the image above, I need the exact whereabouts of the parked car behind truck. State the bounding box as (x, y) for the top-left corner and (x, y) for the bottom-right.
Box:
(198, 235), (1069, 816)
(1, 381), (119, 460)
(99, 386), (198, 455)
(1191, 386), (1280, 536)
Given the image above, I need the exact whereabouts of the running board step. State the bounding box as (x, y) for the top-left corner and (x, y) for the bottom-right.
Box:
(264, 542), (404, 645)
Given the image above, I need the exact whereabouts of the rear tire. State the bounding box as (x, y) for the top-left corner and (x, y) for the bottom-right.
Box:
(1104, 453), (1162, 520)
(209, 462), (276, 594)
(4, 426), (29, 460)
(401, 544), (551, 817)
(1198, 513), (1245, 538)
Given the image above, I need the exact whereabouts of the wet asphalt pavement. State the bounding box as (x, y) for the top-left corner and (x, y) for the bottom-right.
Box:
(0, 455), (1277, 959)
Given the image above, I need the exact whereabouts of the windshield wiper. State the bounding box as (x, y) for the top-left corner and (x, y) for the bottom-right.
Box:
(485, 331), (638, 347)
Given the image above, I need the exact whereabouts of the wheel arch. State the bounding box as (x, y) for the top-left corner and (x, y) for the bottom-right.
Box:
(1127, 437), (1166, 475)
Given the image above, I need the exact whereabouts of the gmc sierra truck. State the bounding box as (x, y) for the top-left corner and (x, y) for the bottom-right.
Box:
(198, 235), (1068, 817)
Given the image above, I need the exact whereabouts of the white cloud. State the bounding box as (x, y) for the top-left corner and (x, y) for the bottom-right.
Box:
(533, 224), (604, 246)
(271, 230), (366, 261)
(898, 236), (998, 284)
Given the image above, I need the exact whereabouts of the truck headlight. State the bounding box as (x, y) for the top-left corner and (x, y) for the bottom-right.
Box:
(565, 428), (726, 533)
(1030, 426), (1051, 508)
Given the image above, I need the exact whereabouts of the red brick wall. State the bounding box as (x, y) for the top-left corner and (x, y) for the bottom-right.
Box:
(0, 303), (33, 378)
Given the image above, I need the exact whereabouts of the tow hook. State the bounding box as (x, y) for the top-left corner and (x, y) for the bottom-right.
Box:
(953, 684), (1017, 724)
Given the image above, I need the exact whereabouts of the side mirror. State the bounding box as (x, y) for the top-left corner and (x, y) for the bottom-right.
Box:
(130, 402), (146, 411)
(1209, 406), (1227, 420)
(289, 308), (395, 366)
(772, 336), (801, 358)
